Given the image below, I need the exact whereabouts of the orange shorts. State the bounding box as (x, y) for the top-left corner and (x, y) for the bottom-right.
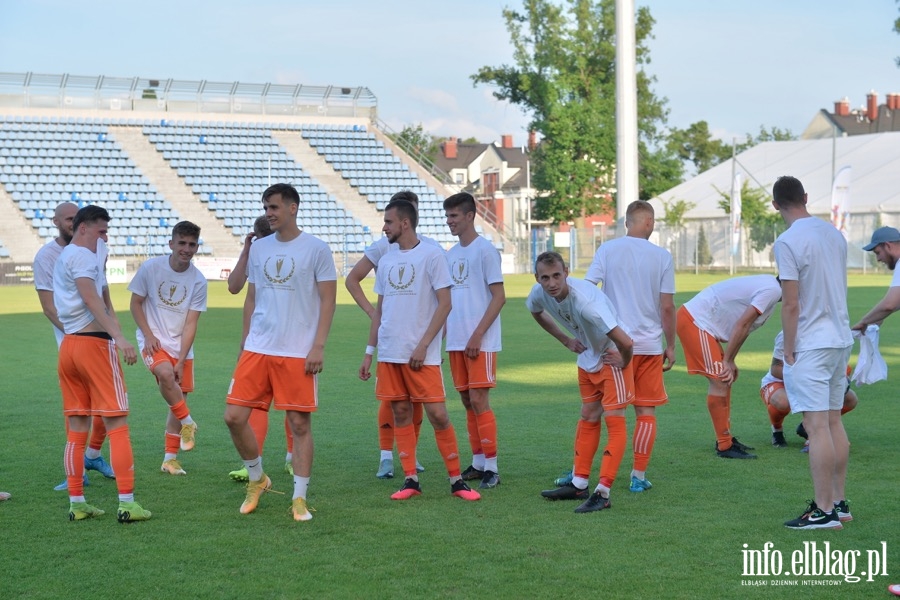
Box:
(58, 334), (129, 417)
(631, 354), (668, 406)
(760, 381), (785, 405)
(226, 351), (317, 413)
(448, 351), (497, 391)
(142, 348), (194, 393)
(577, 363), (635, 409)
(375, 363), (445, 403)
(676, 306), (724, 378)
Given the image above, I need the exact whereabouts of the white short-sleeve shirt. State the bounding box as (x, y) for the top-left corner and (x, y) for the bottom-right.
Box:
(526, 277), (621, 373)
(34, 239), (66, 346)
(128, 256), (208, 359)
(683, 275), (781, 342)
(374, 241), (452, 365)
(585, 236), (674, 355)
(445, 235), (503, 352)
(760, 331), (785, 388)
(52, 245), (105, 334)
(244, 233), (337, 358)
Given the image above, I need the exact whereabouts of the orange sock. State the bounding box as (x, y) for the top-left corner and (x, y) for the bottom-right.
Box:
(474, 410), (497, 459)
(88, 416), (106, 452)
(248, 409), (269, 454)
(412, 403), (424, 443)
(107, 425), (135, 496)
(170, 399), (190, 421)
(573, 419), (601, 479)
(434, 425), (462, 478)
(284, 415), (293, 454)
(65, 430), (88, 496)
(378, 401), (394, 452)
(394, 423), (418, 477)
(466, 409), (482, 455)
(599, 415), (626, 489)
(768, 403), (789, 429)
(632, 414), (656, 472)
(840, 404), (854, 415)
(707, 394), (731, 450)
(164, 432), (180, 456)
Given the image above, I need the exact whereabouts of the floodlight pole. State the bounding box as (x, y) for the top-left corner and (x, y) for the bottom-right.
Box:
(615, 0), (639, 238)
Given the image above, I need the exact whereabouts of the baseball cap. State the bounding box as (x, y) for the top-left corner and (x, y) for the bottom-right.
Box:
(863, 227), (900, 251)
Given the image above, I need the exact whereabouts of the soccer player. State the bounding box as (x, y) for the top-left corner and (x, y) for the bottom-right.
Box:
(53, 205), (150, 522)
(851, 226), (900, 332)
(358, 199), (480, 502)
(224, 216), (295, 482)
(443, 192), (506, 489)
(129, 221), (207, 476)
(772, 175), (853, 530)
(528, 252), (634, 514)
(346, 190), (432, 479)
(34, 201), (115, 491)
(760, 331), (857, 451)
(584, 200), (675, 493)
(223, 183), (337, 521)
(676, 274), (781, 459)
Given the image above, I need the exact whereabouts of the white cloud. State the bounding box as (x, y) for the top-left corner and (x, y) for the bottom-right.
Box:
(407, 86), (461, 114)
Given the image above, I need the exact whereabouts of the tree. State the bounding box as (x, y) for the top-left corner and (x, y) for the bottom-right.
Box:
(696, 224), (713, 267)
(659, 198), (695, 230)
(472, 0), (680, 223)
(716, 179), (785, 253)
(895, 1), (900, 67)
(667, 121), (732, 174)
(390, 123), (439, 158)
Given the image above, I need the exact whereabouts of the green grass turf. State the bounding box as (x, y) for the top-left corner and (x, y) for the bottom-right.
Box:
(0, 272), (897, 599)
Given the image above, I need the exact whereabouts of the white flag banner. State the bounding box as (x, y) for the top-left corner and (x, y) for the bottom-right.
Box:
(831, 165), (852, 239)
(731, 172), (742, 256)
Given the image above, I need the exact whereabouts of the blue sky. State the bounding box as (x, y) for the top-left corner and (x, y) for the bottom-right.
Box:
(2, 0), (898, 147)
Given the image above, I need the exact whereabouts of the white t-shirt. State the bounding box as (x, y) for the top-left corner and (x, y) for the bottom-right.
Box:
(892, 268), (900, 288)
(774, 217), (852, 351)
(364, 234), (442, 267)
(585, 236), (674, 355)
(526, 277), (621, 373)
(445, 236), (503, 352)
(128, 256), (208, 359)
(760, 331), (785, 387)
(244, 232), (337, 358)
(34, 239), (66, 346)
(52, 245), (105, 334)
(374, 241), (452, 364)
(683, 275), (781, 342)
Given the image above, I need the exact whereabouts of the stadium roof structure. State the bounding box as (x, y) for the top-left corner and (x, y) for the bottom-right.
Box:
(0, 72), (377, 118)
(655, 131), (900, 220)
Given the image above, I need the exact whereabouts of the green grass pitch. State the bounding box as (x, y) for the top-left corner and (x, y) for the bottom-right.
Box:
(0, 272), (897, 599)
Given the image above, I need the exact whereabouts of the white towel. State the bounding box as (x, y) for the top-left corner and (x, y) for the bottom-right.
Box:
(851, 324), (888, 385)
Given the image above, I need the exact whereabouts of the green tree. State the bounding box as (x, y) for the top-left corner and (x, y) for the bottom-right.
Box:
(471, 0), (680, 223)
(716, 179), (784, 253)
(659, 198), (695, 230)
(390, 123), (438, 158)
(895, 1), (900, 66)
(667, 121), (732, 174)
(696, 224), (713, 267)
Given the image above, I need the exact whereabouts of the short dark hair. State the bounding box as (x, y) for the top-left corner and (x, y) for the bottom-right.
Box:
(443, 192), (477, 215)
(385, 199), (418, 229)
(772, 176), (805, 207)
(254, 216), (273, 238)
(262, 183), (300, 206)
(172, 221), (201, 240)
(73, 205), (110, 230)
(625, 200), (654, 220)
(534, 251), (566, 273)
(389, 190), (418, 205)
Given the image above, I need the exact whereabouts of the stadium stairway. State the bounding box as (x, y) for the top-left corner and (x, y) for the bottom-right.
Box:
(109, 126), (241, 256)
(271, 130), (384, 236)
(0, 184), (42, 262)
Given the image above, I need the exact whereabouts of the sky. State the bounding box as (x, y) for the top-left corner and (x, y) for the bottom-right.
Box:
(2, 0), (898, 148)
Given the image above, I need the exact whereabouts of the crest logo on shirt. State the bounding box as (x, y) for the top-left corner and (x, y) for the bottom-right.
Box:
(263, 255), (296, 284)
(387, 263), (415, 291)
(157, 281), (187, 307)
(450, 258), (469, 285)
(558, 309), (581, 334)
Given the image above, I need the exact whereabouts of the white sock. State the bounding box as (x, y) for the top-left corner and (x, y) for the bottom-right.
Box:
(84, 448), (101, 460)
(118, 493), (134, 503)
(293, 476), (310, 500)
(70, 495), (86, 503)
(484, 456), (498, 473)
(571, 476), (589, 490)
(244, 458), (263, 481)
(631, 469), (645, 480)
(285, 452), (293, 463)
(472, 453), (486, 470)
(595, 483), (611, 498)
(380, 450), (393, 461)
(164, 453), (177, 462)
(180, 416), (195, 426)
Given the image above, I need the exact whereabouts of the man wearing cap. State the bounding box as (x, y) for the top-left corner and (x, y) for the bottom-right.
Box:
(851, 226), (900, 332)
